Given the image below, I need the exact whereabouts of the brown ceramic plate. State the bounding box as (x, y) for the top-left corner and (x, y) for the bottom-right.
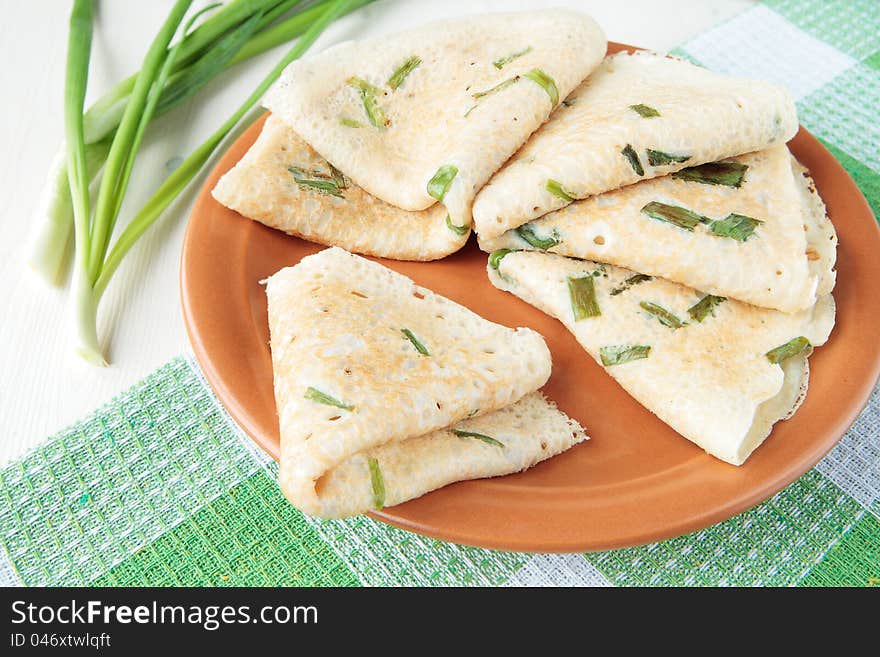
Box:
(181, 43), (880, 553)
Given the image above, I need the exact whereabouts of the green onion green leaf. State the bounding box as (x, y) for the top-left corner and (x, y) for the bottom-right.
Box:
(453, 429), (505, 448)
(621, 144), (644, 176)
(472, 76), (519, 100)
(766, 336), (811, 364)
(610, 274), (652, 296)
(304, 386), (354, 411)
(709, 213), (762, 242)
(339, 117), (364, 128)
(647, 149), (691, 166)
(488, 249), (512, 270)
(516, 224), (560, 250)
(445, 214), (469, 236)
(493, 46), (532, 69)
(600, 344), (651, 367)
(672, 161), (748, 188)
(546, 179), (575, 203)
(288, 166), (345, 198)
(523, 68), (559, 106)
(630, 103), (660, 118)
(368, 457), (385, 510)
(427, 165), (458, 202)
(348, 76), (389, 129)
(568, 275), (601, 321)
(386, 54), (421, 90)
(687, 295), (726, 322)
(401, 328), (430, 356)
(641, 201), (708, 231)
(640, 301), (686, 329)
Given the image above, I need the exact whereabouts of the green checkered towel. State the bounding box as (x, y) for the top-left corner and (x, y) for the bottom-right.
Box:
(2, 0), (878, 587)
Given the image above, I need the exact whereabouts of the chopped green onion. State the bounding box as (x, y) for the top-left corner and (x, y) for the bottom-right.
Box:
(621, 144), (644, 176)
(368, 458), (385, 510)
(646, 149), (691, 166)
(568, 275), (601, 320)
(546, 179), (575, 203)
(630, 103), (660, 118)
(672, 161), (748, 188)
(304, 386), (354, 411)
(687, 295), (726, 322)
(288, 167), (346, 198)
(427, 165), (458, 202)
(516, 224), (559, 250)
(339, 117), (364, 128)
(453, 430), (505, 448)
(709, 213), (762, 242)
(610, 274), (652, 296)
(600, 344), (651, 366)
(348, 76), (389, 129)
(640, 301), (686, 329)
(445, 214), (469, 236)
(641, 201), (708, 231)
(386, 55), (421, 90)
(401, 328), (430, 356)
(493, 46), (532, 69)
(488, 249), (512, 270)
(523, 68), (558, 106)
(472, 76), (519, 100)
(766, 337), (811, 364)
(463, 104), (478, 118)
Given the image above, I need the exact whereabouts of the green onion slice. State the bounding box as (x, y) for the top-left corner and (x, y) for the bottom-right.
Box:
(523, 68), (559, 106)
(621, 144), (644, 176)
(568, 275), (601, 320)
(672, 161), (748, 188)
(640, 301), (686, 329)
(546, 179), (575, 203)
(348, 76), (388, 129)
(709, 213), (762, 242)
(401, 328), (430, 356)
(610, 274), (652, 296)
(386, 55), (421, 90)
(516, 224), (559, 250)
(600, 344), (651, 366)
(427, 165), (458, 202)
(304, 386), (354, 411)
(687, 295), (726, 322)
(288, 166), (345, 198)
(368, 457), (385, 510)
(339, 117), (364, 128)
(493, 46), (532, 69)
(489, 249), (512, 270)
(765, 336), (811, 364)
(630, 103), (660, 118)
(641, 201), (708, 231)
(445, 214), (469, 236)
(453, 429), (505, 448)
(472, 76), (519, 100)
(647, 149), (691, 166)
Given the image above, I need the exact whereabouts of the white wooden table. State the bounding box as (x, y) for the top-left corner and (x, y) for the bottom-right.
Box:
(0, 0), (752, 465)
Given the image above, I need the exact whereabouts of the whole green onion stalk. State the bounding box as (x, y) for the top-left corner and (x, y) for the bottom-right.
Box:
(29, 0), (371, 286)
(68, 0), (355, 365)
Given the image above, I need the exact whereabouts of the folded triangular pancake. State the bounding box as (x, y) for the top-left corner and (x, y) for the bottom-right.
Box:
(213, 116), (467, 261)
(264, 10), (606, 229)
(302, 392), (587, 518)
(268, 247), (554, 517)
(480, 146), (836, 312)
(488, 251), (835, 465)
(473, 51), (798, 239)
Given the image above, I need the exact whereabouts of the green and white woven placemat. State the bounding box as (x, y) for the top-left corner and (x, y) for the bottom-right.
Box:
(2, 0), (878, 587)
